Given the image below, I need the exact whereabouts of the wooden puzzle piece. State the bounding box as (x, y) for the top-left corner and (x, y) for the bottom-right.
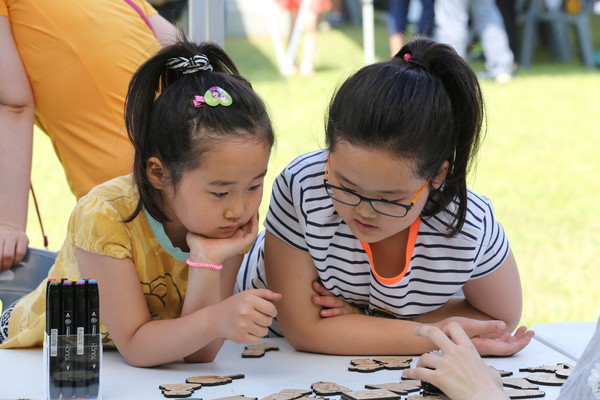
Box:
(341, 389), (401, 400)
(159, 383), (202, 399)
(504, 389), (546, 399)
(242, 343), (280, 358)
(351, 359), (380, 366)
(519, 363), (573, 374)
(348, 364), (384, 373)
(525, 373), (568, 386)
(186, 374), (244, 386)
(364, 381), (421, 395)
(372, 357), (412, 370)
(278, 389), (314, 398)
(159, 383), (203, 392)
(554, 364), (575, 379)
(261, 389), (313, 400)
(349, 357), (412, 372)
(502, 378), (540, 390)
(491, 367), (513, 377)
(162, 390), (194, 398)
(311, 381), (351, 395)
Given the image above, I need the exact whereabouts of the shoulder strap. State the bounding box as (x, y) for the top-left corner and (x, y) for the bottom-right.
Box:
(123, 0), (157, 38)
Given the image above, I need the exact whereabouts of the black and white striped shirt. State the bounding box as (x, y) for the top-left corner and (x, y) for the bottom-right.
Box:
(238, 150), (510, 336)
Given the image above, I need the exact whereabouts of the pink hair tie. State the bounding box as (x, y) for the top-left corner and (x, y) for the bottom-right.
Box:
(403, 52), (430, 71)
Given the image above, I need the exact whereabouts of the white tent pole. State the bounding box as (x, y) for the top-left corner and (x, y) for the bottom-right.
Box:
(362, 0), (375, 64)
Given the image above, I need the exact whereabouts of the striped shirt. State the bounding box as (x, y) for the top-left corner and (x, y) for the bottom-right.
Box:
(238, 150), (510, 336)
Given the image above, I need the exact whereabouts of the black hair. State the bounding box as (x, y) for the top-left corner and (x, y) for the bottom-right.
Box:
(125, 37), (274, 223)
(325, 37), (484, 237)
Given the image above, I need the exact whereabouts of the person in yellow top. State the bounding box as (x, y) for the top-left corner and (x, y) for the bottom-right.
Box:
(0, 0), (178, 269)
(0, 39), (282, 367)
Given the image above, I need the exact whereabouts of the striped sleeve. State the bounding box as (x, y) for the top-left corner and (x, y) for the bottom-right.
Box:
(264, 152), (326, 253)
(470, 194), (510, 278)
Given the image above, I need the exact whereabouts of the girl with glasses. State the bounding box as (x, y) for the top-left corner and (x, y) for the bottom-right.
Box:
(238, 37), (533, 356)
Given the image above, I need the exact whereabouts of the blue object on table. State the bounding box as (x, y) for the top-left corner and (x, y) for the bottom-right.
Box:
(0, 247), (57, 310)
(518, 0), (596, 69)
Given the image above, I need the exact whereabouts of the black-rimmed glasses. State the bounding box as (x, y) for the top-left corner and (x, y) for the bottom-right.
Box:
(323, 157), (432, 218)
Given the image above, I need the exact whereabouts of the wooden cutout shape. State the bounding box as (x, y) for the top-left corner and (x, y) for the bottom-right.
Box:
(364, 381), (421, 395)
(554, 364), (575, 379)
(504, 389), (546, 399)
(519, 363), (573, 373)
(348, 364), (384, 373)
(159, 383), (202, 392)
(243, 343), (280, 358)
(261, 389), (313, 400)
(295, 396), (327, 400)
(278, 389), (314, 398)
(351, 359), (380, 365)
(525, 373), (567, 386)
(372, 357), (413, 370)
(186, 374), (244, 386)
(341, 389), (401, 400)
(311, 381), (351, 395)
(349, 357), (412, 372)
(403, 395), (449, 400)
(162, 390), (193, 398)
(213, 396), (258, 400)
(491, 367), (513, 377)
(502, 378), (540, 390)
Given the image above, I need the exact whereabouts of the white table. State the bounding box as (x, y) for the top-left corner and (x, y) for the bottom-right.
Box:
(532, 321), (596, 361)
(0, 338), (573, 400)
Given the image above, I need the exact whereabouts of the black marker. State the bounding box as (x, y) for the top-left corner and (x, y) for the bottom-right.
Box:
(86, 279), (100, 399)
(61, 280), (74, 399)
(46, 280), (61, 400)
(74, 280), (87, 398)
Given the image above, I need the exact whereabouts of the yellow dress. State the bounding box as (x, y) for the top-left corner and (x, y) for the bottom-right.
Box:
(0, 175), (190, 348)
(0, 0), (160, 198)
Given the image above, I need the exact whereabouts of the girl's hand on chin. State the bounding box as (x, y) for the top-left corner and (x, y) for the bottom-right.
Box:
(186, 214), (258, 265)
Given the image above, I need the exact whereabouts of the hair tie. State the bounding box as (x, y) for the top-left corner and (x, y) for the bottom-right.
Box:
(166, 54), (213, 75)
(403, 52), (430, 71)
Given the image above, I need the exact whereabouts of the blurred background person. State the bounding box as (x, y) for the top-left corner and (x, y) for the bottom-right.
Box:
(388, 0), (435, 56)
(0, 0), (178, 269)
(277, 0), (333, 76)
(435, 0), (515, 84)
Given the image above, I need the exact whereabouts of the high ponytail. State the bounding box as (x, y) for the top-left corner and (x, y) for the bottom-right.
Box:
(326, 37), (484, 236)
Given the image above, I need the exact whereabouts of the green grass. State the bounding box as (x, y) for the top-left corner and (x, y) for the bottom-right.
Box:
(27, 16), (600, 328)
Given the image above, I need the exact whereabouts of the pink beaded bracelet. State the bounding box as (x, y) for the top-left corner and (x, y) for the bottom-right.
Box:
(185, 259), (223, 270)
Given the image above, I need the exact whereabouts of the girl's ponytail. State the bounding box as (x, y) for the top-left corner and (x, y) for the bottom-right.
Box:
(400, 39), (485, 236)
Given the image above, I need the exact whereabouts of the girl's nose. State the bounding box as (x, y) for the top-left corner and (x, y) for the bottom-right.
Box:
(224, 205), (243, 221)
(355, 200), (377, 219)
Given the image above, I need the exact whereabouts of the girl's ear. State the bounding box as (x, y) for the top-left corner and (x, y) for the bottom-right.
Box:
(432, 161), (450, 190)
(146, 157), (169, 189)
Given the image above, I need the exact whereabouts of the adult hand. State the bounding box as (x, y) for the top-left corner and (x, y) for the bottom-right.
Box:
(402, 323), (509, 400)
(186, 214), (258, 266)
(0, 225), (28, 270)
(310, 280), (363, 317)
(215, 289), (281, 343)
